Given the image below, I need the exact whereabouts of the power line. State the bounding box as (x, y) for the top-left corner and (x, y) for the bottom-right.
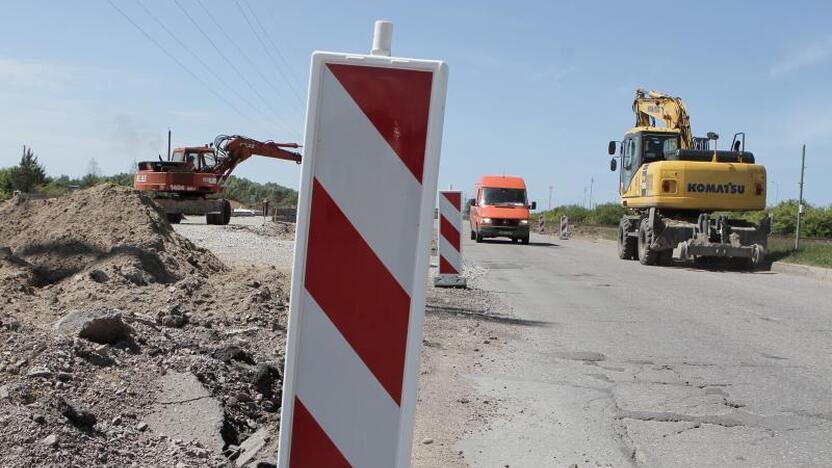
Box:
(105, 0), (259, 131)
(232, 0), (305, 109)
(133, 0), (289, 135)
(195, 0), (306, 130)
(172, 0), (301, 140)
(240, 0), (305, 96)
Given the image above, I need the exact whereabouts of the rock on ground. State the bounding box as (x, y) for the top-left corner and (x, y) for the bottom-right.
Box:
(53, 307), (132, 344)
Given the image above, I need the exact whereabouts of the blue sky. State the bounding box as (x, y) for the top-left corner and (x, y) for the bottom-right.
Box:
(1, 1), (831, 206)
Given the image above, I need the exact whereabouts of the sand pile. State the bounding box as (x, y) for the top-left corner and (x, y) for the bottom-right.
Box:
(0, 183), (225, 290)
(0, 185), (290, 467)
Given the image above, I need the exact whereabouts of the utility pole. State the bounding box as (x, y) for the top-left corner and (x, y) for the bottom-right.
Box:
(795, 145), (806, 251)
(548, 185), (553, 211)
(589, 177), (594, 210)
(167, 129), (172, 159)
(583, 187), (588, 208)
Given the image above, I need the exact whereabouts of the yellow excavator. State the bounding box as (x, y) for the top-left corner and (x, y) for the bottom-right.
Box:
(607, 89), (770, 267)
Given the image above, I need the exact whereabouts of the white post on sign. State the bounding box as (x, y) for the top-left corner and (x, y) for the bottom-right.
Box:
(434, 190), (466, 288)
(277, 21), (448, 468)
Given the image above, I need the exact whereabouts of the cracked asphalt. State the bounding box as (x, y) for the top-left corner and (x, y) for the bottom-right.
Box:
(454, 232), (832, 467)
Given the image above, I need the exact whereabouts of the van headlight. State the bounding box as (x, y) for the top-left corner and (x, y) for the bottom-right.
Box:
(481, 218), (492, 224)
(519, 219), (529, 225)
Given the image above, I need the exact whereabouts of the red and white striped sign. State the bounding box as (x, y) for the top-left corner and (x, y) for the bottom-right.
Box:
(438, 191), (462, 274)
(434, 190), (466, 287)
(560, 215), (569, 240)
(277, 51), (447, 468)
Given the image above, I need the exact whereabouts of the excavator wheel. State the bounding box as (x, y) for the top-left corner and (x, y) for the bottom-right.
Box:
(617, 221), (637, 260)
(637, 218), (660, 266)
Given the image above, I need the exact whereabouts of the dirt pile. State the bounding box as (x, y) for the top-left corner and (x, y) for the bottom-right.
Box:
(0, 185), (289, 467)
(0, 183), (225, 291)
(223, 220), (295, 240)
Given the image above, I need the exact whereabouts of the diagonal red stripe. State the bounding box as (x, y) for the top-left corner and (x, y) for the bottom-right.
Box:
(442, 191), (461, 209)
(290, 397), (351, 467)
(440, 215), (461, 252)
(327, 63), (432, 184)
(439, 256), (459, 275)
(305, 178), (411, 404)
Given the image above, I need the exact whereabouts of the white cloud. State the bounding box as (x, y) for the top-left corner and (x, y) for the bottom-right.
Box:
(769, 35), (832, 77)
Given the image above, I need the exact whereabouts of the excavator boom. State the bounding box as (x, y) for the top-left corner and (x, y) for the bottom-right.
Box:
(632, 89), (693, 149)
(212, 134), (302, 183)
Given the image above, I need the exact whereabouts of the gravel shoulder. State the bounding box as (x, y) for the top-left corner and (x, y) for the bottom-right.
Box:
(173, 216), (295, 272)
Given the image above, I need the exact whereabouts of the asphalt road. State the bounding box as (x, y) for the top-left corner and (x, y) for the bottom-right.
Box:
(456, 232), (832, 467)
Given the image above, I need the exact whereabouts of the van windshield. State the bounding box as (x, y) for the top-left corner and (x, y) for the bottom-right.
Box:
(482, 187), (526, 206)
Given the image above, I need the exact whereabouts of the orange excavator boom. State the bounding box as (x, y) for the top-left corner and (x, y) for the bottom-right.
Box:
(212, 134), (302, 183)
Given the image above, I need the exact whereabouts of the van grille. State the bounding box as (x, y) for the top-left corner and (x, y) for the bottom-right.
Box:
(492, 218), (519, 227)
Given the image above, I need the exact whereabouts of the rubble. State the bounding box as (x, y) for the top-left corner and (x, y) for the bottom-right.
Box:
(0, 185), (289, 467)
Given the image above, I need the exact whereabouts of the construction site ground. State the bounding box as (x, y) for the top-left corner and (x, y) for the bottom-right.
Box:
(0, 185), (511, 467)
(3, 186), (831, 467)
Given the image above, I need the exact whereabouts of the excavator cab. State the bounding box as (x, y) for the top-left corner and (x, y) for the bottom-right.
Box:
(170, 147), (217, 172)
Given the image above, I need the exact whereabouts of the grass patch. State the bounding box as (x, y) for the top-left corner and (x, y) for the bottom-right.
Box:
(768, 237), (832, 269)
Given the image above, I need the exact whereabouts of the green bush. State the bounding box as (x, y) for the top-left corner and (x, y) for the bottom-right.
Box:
(538, 203), (625, 227)
(0, 167), (13, 199)
(728, 200), (832, 238)
(222, 176), (297, 207)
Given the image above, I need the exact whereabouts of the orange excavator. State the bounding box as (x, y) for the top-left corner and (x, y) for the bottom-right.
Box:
(134, 135), (301, 225)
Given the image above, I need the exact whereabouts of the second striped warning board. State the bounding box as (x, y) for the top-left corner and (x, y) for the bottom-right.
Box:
(434, 190), (466, 288)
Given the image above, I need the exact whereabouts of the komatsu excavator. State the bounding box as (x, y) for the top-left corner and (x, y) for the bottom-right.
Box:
(134, 135), (301, 225)
(607, 90), (770, 267)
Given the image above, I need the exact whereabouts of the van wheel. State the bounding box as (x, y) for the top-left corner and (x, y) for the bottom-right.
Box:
(521, 236), (530, 245)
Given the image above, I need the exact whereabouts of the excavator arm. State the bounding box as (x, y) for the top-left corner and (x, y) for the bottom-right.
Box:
(633, 89), (693, 149)
(211, 135), (302, 183)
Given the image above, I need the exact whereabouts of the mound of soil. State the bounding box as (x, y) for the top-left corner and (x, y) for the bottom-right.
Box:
(0, 185), (290, 467)
(0, 184), (225, 289)
(223, 221), (295, 240)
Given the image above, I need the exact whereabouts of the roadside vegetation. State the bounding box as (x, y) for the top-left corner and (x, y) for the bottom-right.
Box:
(768, 237), (832, 268)
(0, 145), (298, 207)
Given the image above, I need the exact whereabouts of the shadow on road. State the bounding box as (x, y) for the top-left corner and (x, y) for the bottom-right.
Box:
(426, 304), (555, 327)
(656, 257), (774, 274)
(478, 239), (559, 247)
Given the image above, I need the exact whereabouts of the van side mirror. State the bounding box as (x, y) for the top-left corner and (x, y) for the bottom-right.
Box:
(467, 198), (476, 207)
(530, 201), (537, 210)
(610, 158), (617, 172)
(608, 141), (617, 155)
